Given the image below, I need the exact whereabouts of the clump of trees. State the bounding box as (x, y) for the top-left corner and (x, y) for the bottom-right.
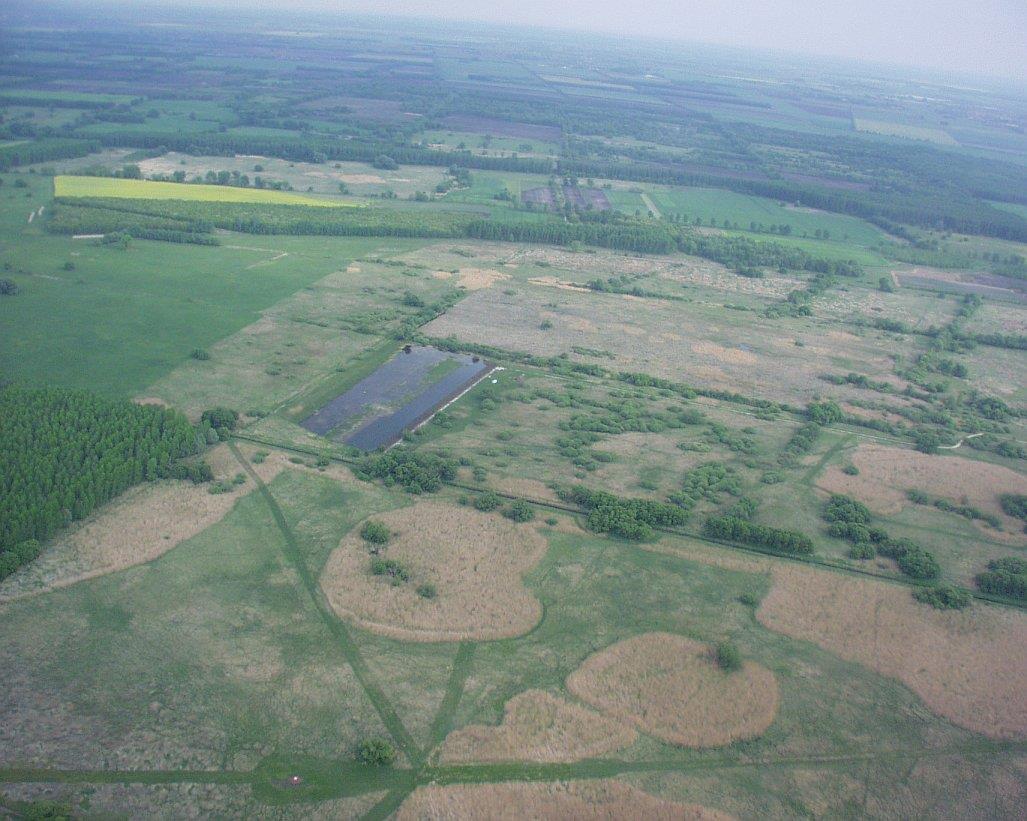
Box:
(0, 385), (198, 580)
(975, 557), (1027, 601)
(357, 738), (396, 766)
(371, 557), (408, 584)
(200, 407), (238, 436)
(360, 520), (390, 545)
(715, 640), (742, 672)
(503, 499), (535, 522)
(704, 516), (814, 555)
(560, 485), (687, 541)
(999, 494), (1027, 532)
(822, 494), (939, 579)
(355, 449), (458, 493)
(913, 584), (971, 610)
(0, 277), (19, 295)
(474, 491), (501, 512)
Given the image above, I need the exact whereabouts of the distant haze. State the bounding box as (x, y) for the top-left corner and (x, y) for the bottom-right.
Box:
(159, 0), (1026, 81)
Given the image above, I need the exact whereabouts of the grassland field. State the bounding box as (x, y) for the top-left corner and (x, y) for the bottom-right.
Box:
(1, 27), (1026, 816)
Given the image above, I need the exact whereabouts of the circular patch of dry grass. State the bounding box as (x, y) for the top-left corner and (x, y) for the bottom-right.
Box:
(437, 690), (636, 764)
(395, 780), (733, 820)
(566, 633), (779, 747)
(319, 502), (548, 642)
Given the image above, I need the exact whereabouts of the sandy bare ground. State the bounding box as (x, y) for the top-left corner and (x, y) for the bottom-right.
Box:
(815, 443), (1027, 537)
(0, 445), (285, 604)
(567, 633), (779, 747)
(396, 780), (733, 820)
(757, 563), (1027, 739)
(319, 502), (548, 641)
(438, 690), (636, 764)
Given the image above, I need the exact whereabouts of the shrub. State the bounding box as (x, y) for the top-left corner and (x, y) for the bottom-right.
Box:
(169, 460), (213, 484)
(370, 557), (408, 583)
(848, 543), (876, 560)
(715, 641), (742, 672)
(828, 521), (872, 543)
(200, 406), (238, 432)
(360, 520), (391, 545)
(999, 494), (1027, 521)
(251, 450), (268, 464)
(503, 499), (535, 522)
(0, 277), (19, 296)
(975, 557), (1027, 600)
(807, 400), (843, 425)
(913, 584), (971, 610)
(738, 592), (759, 607)
(356, 449), (457, 493)
(914, 428), (942, 454)
(357, 738), (396, 766)
(560, 485), (687, 541)
(704, 516), (814, 555)
(823, 494), (871, 525)
(190, 348), (210, 360)
(907, 489), (930, 505)
(474, 491), (501, 512)
(895, 545), (940, 580)
(416, 583), (437, 599)
(841, 464), (859, 475)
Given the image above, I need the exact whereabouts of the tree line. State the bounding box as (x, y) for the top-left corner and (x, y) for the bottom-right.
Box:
(0, 386), (199, 580)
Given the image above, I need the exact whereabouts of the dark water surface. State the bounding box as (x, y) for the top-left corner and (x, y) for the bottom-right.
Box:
(300, 346), (491, 450)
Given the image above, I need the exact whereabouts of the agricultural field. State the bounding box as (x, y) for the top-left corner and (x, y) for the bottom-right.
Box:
(853, 118), (959, 146)
(53, 175), (358, 207)
(1, 5), (1026, 820)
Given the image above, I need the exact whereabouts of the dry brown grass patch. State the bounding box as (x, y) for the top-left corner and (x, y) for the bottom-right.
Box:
(757, 563), (1027, 739)
(815, 443), (1026, 535)
(567, 633), (779, 747)
(0, 445), (283, 603)
(691, 341), (757, 366)
(438, 690), (636, 764)
(319, 502), (548, 641)
(455, 267), (509, 290)
(396, 780), (732, 820)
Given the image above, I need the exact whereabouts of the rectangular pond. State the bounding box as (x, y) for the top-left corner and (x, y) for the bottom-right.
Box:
(300, 345), (492, 451)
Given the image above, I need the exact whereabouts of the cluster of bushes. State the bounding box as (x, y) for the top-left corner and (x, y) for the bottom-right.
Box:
(360, 520), (391, 545)
(906, 490), (1001, 528)
(715, 640), (742, 672)
(355, 449), (458, 493)
(703, 516), (814, 555)
(559, 485), (687, 541)
(975, 557), (1026, 601)
(781, 421), (822, 462)
(502, 499), (535, 522)
(357, 738), (396, 767)
(0, 385), (199, 579)
(913, 584), (971, 610)
(669, 462), (739, 511)
(824, 494), (940, 579)
(999, 494), (1027, 532)
(370, 557), (409, 584)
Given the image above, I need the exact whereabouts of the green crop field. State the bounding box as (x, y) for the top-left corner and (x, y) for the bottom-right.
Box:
(53, 176), (358, 207)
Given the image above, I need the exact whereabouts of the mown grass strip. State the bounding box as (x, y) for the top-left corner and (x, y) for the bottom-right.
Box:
(428, 642), (476, 749)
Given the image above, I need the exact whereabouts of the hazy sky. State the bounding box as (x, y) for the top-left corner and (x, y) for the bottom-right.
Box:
(189, 0), (1027, 80)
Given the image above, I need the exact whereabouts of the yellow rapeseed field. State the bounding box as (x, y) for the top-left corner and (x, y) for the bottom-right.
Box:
(54, 175), (357, 207)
